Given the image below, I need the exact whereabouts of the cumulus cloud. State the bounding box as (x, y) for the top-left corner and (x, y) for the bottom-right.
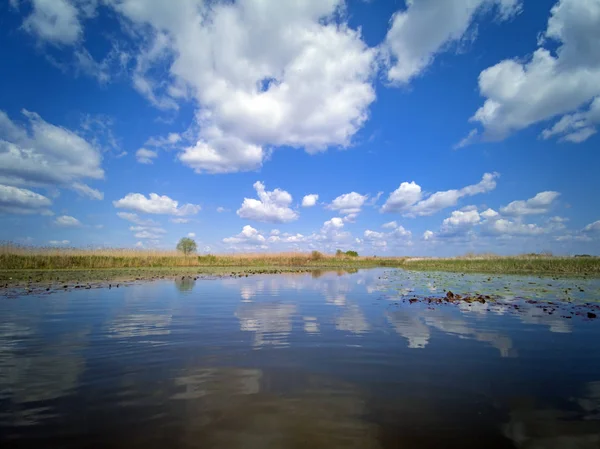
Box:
(71, 182), (103, 200)
(423, 230), (435, 241)
(22, 0), (84, 45)
(187, 232), (196, 238)
(136, 148), (158, 164)
(500, 191), (560, 216)
(54, 215), (82, 227)
(484, 218), (546, 236)
(382, 221), (398, 229)
(382, 0), (522, 84)
(0, 184), (52, 215)
(302, 194), (319, 207)
(328, 192), (369, 216)
(0, 109), (103, 188)
(223, 225), (267, 247)
(102, 0), (377, 174)
(114, 193), (201, 216)
(216, 207), (227, 213)
(117, 212), (158, 226)
(439, 208), (481, 236)
(382, 172), (498, 216)
(469, 0), (600, 142)
(363, 223), (412, 250)
(237, 181), (298, 223)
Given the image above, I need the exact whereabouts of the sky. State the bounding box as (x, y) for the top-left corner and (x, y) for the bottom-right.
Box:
(0, 0), (599, 256)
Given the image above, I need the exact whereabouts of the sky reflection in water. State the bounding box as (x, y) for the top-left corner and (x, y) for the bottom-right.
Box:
(1, 268), (600, 448)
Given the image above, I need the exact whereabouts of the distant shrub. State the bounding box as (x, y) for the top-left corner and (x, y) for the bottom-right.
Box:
(345, 250), (358, 257)
(310, 250), (324, 261)
(336, 249), (343, 257)
(176, 237), (197, 255)
(198, 254), (217, 263)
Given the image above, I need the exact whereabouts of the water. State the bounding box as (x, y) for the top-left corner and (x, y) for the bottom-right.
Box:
(1, 268), (600, 448)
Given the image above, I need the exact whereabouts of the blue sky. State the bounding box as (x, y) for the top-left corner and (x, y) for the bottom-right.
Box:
(0, 0), (599, 256)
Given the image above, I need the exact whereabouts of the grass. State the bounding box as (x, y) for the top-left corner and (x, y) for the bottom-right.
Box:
(2, 244), (598, 277)
(0, 244), (404, 270)
(403, 255), (600, 276)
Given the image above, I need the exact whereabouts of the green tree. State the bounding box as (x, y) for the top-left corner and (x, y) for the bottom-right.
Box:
(177, 237), (197, 255)
(336, 249), (343, 257)
(345, 250), (358, 257)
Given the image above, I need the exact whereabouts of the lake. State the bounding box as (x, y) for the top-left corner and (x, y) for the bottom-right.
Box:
(1, 268), (600, 448)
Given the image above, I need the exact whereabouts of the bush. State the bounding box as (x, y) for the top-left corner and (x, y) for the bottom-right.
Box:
(345, 250), (358, 257)
(336, 249), (343, 257)
(176, 237), (197, 255)
(198, 254), (217, 264)
(310, 250), (324, 261)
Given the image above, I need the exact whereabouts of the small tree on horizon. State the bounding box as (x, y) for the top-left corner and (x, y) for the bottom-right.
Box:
(177, 237), (197, 255)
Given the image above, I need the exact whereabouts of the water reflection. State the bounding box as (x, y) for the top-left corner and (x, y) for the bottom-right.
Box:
(236, 302), (297, 348)
(1, 268), (600, 447)
(175, 276), (196, 292)
(171, 367), (381, 449)
(108, 313), (172, 338)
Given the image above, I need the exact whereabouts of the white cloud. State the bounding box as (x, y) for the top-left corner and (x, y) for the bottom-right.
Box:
(380, 181), (422, 213)
(423, 230), (435, 241)
(323, 217), (344, 231)
(364, 223), (412, 250)
(223, 225), (267, 247)
(22, 0), (83, 45)
(134, 230), (164, 239)
(442, 208), (481, 228)
(382, 172), (498, 216)
(170, 218), (189, 224)
(136, 148), (158, 164)
(54, 215), (82, 227)
(216, 207), (227, 213)
(500, 191), (560, 216)
(583, 220), (600, 233)
(0, 184), (52, 214)
(237, 181), (298, 223)
(0, 109), (103, 188)
(382, 221), (398, 229)
(106, 0), (377, 174)
(485, 218), (547, 236)
(129, 225), (166, 234)
(481, 208), (499, 219)
(382, 0), (521, 84)
(145, 132), (181, 147)
(49, 240), (70, 245)
(453, 129), (479, 149)
(302, 194), (319, 207)
(328, 192), (369, 216)
(114, 193), (201, 216)
(117, 212), (158, 226)
(439, 208), (481, 236)
(71, 182), (103, 200)
(470, 0), (600, 142)
(187, 232), (196, 238)
(270, 229), (280, 236)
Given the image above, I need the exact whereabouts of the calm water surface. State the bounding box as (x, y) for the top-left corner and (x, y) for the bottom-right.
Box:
(1, 268), (600, 448)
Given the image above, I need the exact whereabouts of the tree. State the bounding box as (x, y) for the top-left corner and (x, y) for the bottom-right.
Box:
(177, 237), (197, 255)
(345, 250), (358, 257)
(336, 249), (343, 257)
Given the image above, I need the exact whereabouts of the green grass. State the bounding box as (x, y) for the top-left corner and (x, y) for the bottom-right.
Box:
(402, 257), (600, 276)
(0, 249), (404, 270)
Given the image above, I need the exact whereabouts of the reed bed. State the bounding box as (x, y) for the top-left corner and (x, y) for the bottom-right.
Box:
(0, 244), (404, 270)
(403, 256), (600, 276)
